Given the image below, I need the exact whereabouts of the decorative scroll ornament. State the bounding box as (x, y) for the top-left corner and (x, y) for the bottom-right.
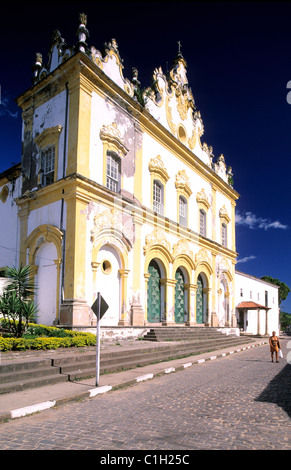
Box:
(99, 122), (128, 156)
(172, 239), (194, 260)
(188, 129), (197, 150)
(175, 170), (192, 197)
(176, 88), (191, 121)
(148, 155), (170, 183)
(165, 97), (176, 134)
(196, 188), (210, 209)
(91, 207), (133, 249)
(195, 248), (212, 268)
(143, 229), (172, 257)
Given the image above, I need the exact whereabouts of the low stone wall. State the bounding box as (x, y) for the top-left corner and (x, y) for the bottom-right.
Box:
(69, 325), (150, 340)
(217, 327), (240, 337)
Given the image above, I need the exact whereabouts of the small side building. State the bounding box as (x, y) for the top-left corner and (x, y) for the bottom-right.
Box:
(235, 271), (280, 336)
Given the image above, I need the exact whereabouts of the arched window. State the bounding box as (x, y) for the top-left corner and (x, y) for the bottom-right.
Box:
(153, 180), (164, 215)
(221, 222), (227, 247)
(199, 209), (206, 236)
(106, 151), (121, 192)
(179, 196), (187, 226)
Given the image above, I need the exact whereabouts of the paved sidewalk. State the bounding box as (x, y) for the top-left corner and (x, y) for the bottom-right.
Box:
(0, 338), (268, 422)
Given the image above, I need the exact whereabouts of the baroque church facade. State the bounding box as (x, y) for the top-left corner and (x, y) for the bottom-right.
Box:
(0, 14), (279, 336)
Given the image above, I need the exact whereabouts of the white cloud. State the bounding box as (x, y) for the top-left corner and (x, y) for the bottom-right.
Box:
(0, 93), (18, 119)
(235, 211), (288, 230)
(236, 255), (257, 264)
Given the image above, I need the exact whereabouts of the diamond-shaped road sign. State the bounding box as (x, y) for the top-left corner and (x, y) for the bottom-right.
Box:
(91, 295), (109, 319)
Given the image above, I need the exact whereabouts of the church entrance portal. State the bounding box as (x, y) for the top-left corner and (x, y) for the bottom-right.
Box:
(196, 274), (204, 324)
(175, 268), (185, 323)
(147, 260), (161, 323)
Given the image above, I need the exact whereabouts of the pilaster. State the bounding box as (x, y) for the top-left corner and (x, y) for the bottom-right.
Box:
(161, 277), (176, 326)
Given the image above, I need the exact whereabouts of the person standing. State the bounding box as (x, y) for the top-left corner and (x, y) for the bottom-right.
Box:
(269, 331), (281, 363)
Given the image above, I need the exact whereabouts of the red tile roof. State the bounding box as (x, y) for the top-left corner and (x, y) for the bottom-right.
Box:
(236, 301), (270, 310)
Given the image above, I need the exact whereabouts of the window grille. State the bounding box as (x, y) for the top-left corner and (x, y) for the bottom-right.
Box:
(179, 196), (187, 226)
(106, 153), (120, 192)
(42, 146), (55, 186)
(153, 180), (163, 214)
(199, 209), (206, 236)
(221, 223), (227, 247)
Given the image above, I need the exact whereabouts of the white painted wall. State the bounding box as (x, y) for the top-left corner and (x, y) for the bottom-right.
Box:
(35, 242), (58, 325)
(0, 176), (21, 269)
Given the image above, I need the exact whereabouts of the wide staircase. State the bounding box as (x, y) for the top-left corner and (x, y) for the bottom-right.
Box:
(0, 328), (255, 394)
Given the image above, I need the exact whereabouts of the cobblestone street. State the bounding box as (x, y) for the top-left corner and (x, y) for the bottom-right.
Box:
(0, 340), (290, 451)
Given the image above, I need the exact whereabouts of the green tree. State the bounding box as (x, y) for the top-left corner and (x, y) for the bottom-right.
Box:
(0, 265), (38, 337)
(261, 276), (290, 305)
(279, 311), (291, 331)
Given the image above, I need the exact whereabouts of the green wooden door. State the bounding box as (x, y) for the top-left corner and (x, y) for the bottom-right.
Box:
(196, 275), (203, 324)
(175, 268), (185, 324)
(147, 260), (161, 323)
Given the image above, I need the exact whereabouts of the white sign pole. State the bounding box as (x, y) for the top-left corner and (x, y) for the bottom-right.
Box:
(96, 292), (101, 387)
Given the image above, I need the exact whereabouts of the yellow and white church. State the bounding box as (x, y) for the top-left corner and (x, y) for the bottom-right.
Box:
(0, 14), (279, 337)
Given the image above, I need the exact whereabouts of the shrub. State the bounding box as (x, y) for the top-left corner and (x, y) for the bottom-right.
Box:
(0, 322), (96, 351)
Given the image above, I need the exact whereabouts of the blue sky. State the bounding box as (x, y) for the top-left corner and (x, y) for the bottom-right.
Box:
(1, 1), (291, 312)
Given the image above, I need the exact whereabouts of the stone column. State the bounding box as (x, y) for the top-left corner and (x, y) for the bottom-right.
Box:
(203, 287), (211, 326)
(118, 269), (130, 326)
(265, 309), (269, 336)
(225, 292), (230, 327)
(161, 278), (176, 326)
(144, 273), (151, 324)
(257, 309), (261, 335)
(184, 283), (197, 326)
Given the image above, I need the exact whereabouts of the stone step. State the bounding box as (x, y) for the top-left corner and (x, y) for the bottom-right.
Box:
(0, 358), (67, 394)
(55, 336), (254, 380)
(0, 332), (255, 394)
(142, 327), (231, 341)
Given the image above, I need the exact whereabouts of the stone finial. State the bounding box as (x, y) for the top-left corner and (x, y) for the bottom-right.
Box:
(77, 12), (89, 52)
(32, 52), (43, 84)
(79, 12), (87, 26)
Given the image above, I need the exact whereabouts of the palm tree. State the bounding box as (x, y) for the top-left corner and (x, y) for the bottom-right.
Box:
(0, 265), (38, 337)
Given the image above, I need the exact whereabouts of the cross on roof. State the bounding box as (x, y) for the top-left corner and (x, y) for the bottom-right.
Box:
(177, 41), (182, 53)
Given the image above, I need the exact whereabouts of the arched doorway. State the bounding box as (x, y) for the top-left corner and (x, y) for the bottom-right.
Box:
(175, 268), (185, 324)
(147, 259), (162, 323)
(96, 245), (121, 325)
(35, 242), (58, 326)
(196, 274), (204, 324)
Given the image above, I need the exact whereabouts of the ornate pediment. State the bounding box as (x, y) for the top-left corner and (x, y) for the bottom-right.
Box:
(99, 122), (128, 156)
(148, 155), (170, 183)
(196, 188), (210, 209)
(175, 170), (192, 197)
(219, 205), (231, 223)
